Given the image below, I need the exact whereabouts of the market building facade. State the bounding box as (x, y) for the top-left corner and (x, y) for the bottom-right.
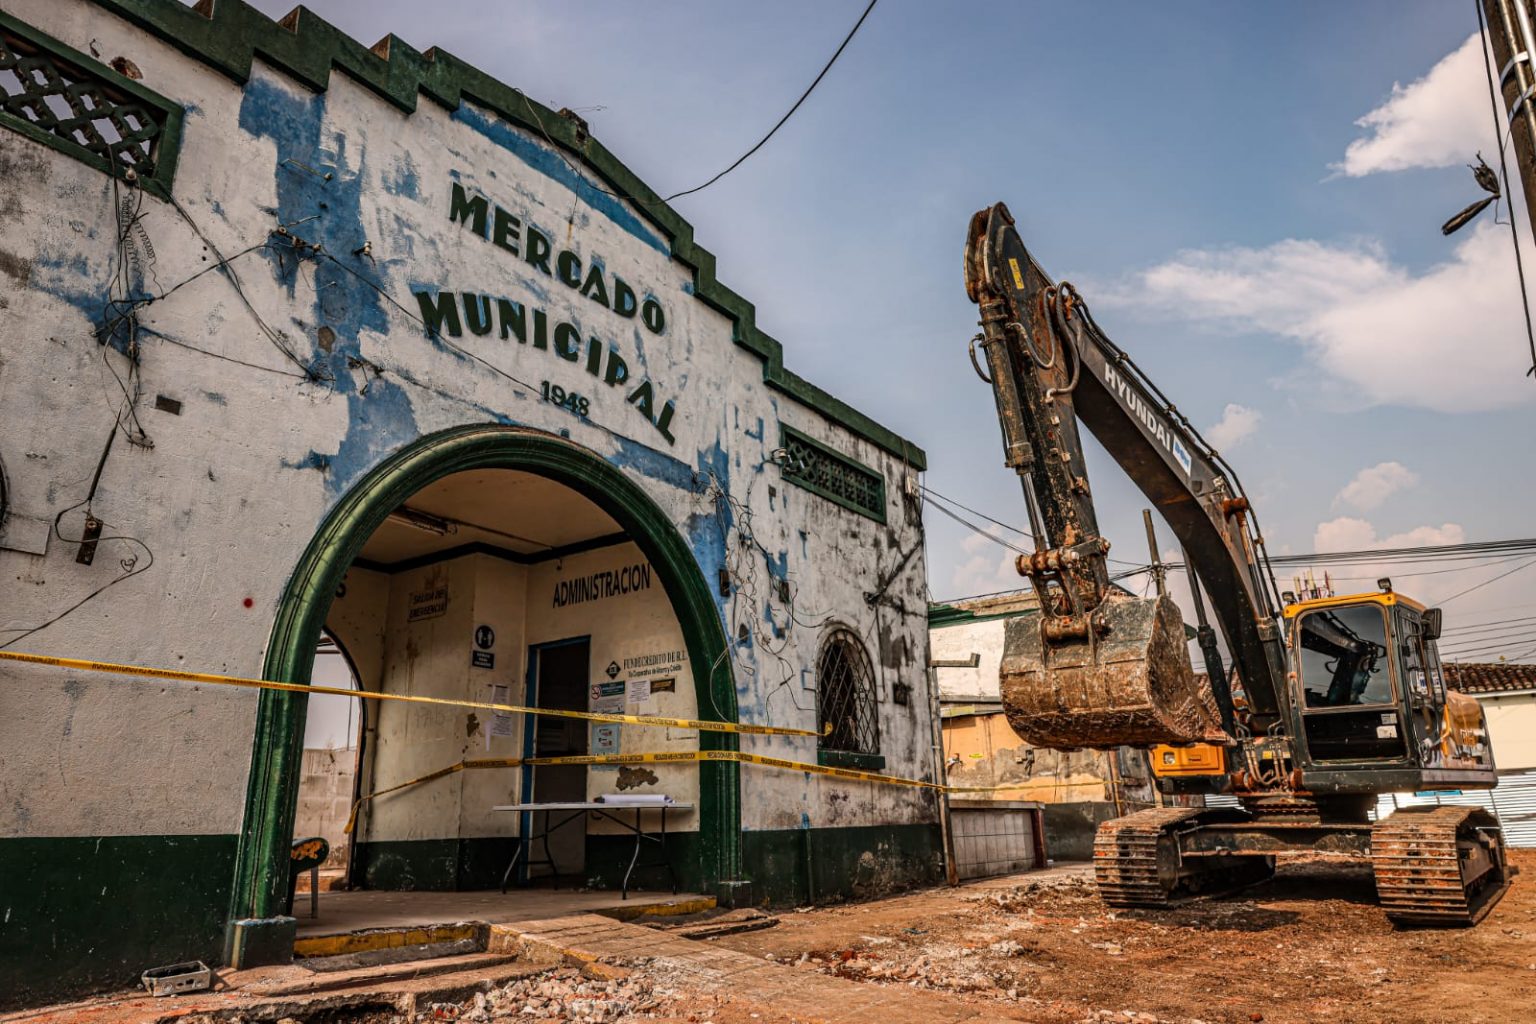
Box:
(0, 0), (936, 1005)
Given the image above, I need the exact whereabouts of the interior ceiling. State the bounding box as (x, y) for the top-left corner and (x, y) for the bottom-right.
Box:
(357, 469), (623, 565)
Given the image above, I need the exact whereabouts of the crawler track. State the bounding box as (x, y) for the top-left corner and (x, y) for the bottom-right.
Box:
(1093, 807), (1201, 906)
(1371, 805), (1513, 926)
(1093, 806), (1276, 908)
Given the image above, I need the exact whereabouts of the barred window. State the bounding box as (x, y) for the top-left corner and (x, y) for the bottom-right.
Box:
(817, 628), (880, 755)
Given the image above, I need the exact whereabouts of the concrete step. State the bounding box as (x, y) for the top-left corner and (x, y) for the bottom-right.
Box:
(293, 921), (484, 959)
(244, 949), (529, 998)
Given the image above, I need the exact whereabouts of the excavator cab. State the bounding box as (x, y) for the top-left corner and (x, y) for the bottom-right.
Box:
(1285, 591), (1495, 773)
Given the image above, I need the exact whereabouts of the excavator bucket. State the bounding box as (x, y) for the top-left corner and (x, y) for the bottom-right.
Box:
(999, 593), (1226, 750)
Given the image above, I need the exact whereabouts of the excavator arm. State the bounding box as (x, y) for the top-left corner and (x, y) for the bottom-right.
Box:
(964, 203), (1289, 747)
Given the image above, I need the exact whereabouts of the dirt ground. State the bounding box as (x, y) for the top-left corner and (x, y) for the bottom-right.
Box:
(18, 853), (1533, 1024)
(704, 851), (1536, 1024)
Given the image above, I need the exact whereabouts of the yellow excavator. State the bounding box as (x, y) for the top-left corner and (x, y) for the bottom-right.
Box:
(964, 203), (1514, 925)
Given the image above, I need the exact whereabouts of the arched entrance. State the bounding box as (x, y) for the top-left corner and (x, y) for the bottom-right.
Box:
(226, 425), (738, 965)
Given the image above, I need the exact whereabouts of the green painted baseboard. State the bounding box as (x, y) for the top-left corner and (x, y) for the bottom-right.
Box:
(742, 822), (944, 906)
(356, 823), (943, 908)
(583, 831), (705, 894)
(354, 836), (524, 891)
(0, 824), (941, 1008)
(0, 834), (237, 1010)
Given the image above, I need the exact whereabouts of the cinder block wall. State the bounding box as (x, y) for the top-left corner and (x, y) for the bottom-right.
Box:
(294, 747), (357, 867)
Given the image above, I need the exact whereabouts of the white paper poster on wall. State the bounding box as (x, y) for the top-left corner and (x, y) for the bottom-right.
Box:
(627, 679), (650, 704)
(592, 722), (621, 756)
(489, 684), (513, 748)
(590, 680), (625, 769)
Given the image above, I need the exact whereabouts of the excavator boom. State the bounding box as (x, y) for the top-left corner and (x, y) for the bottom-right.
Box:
(965, 203), (1286, 748)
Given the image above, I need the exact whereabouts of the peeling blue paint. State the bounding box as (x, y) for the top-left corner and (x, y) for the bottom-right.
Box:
(450, 103), (669, 256)
(32, 240), (152, 357)
(630, 326), (648, 375)
(383, 152), (421, 200)
(238, 70), (412, 497)
(280, 450), (331, 472)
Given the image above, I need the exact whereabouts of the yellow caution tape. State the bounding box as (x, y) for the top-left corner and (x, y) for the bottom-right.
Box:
(0, 649), (820, 738)
(344, 749), (1015, 832)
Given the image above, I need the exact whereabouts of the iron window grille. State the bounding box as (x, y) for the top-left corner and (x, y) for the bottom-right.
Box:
(816, 627), (881, 756)
(779, 425), (886, 523)
(0, 11), (183, 198)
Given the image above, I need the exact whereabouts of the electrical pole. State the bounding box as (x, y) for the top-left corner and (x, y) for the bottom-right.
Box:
(1482, 1), (1536, 233)
(1142, 509), (1167, 598)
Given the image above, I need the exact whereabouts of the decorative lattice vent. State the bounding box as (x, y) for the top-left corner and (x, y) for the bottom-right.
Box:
(780, 425), (886, 522)
(0, 13), (181, 195)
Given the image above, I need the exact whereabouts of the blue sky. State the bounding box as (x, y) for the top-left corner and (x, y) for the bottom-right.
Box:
(250, 0), (1536, 664)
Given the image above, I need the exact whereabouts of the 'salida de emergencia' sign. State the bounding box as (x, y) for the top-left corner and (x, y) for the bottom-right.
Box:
(412, 180), (679, 445)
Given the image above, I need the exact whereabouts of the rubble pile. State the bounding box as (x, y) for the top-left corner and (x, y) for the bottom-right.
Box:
(419, 967), (673, 1023)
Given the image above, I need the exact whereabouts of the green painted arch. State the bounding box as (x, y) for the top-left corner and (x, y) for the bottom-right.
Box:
(229, 424), (739, 944)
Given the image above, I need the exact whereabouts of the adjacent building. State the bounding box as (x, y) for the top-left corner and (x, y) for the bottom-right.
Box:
(1440, 662), (1536, 846)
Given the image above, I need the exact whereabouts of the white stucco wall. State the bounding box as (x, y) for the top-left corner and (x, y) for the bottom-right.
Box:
(0, 0), (932, 847)
(1480, 692), (1536, 772)
(931, 616), (1010, 701)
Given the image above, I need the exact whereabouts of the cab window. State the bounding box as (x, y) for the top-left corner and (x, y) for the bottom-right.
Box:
(1297, 605), (1394, 708)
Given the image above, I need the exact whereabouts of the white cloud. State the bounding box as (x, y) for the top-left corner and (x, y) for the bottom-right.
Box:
(1205, 403), (1261, 451)
(1335, 461), (1418, 511)
(1336, 33), (1495, 177)
(1305, 517), (1462, 604)
(946, 526), (1026, 599)
(1106, 222), (1534, 411)
(1300, 516), (1532, 658)
(1314, 516), (1464, 553)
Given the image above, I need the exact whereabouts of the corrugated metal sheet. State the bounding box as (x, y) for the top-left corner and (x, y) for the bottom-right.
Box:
(1204, 772), (1535, 848)
(950, 804), (1038, 880)
(1375, 770), (1536, 848)
(1495, 770), (1536, 847)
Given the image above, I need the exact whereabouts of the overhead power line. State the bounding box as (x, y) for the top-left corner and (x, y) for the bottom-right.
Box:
(1440, 614), (1536, 635)
(1112, 537), (1536, 580)
(1440, 555), (1536, 605)
(921, 494), (1030, 556)
(920, 485), (1034, 541)
(1439, 627), (1536, 653)
(665, 0), (879, 201)
(1265, 538), (1536, 567)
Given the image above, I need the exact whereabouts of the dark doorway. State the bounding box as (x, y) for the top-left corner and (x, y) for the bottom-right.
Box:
(522, 638), (591, 879)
